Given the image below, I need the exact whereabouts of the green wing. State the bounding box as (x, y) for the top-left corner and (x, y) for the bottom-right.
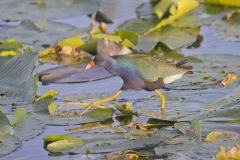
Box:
(116, 55), (189, 82)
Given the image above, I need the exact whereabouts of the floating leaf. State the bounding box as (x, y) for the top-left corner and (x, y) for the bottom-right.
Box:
(137, 26), (196, 51)
(0, 51), (19, 56)
(57, 35), (85, 48)
(33, 108), (114, 126)
(0, 52), (37, 105)
(153, 0), (174, 19)
(148, 0), (199, 32)
(0, 134), (21, 158)
(205, 131), (240, 142)
(113, 30), (139, 44)
(220, 72), (237, 86)
(215, 145), (240, 160)
(0, 0), (101, 21)
(118, 18), (157, 34)
(36, 90), (58, 101)
(44, 135), (85, 153)
(0, 111), (11, 138)
(115, 102), (136, 116)
(44, 134), (80, 143)
(205, 0), (240, 7)
(0, 39), (22, 51)
(2, 20), (81, 49)
(10, 108), (27, 126)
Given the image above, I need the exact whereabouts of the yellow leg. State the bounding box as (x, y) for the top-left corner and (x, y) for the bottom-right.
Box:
(66, 101), (106, 109)
(154, 90), (166, 116)
(80, 90), (123, 116)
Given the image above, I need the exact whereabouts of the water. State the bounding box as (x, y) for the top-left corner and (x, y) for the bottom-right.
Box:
(2, 0), (240, 160)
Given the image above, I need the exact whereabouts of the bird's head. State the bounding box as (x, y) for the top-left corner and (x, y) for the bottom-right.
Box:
(86, 38), (132, 70)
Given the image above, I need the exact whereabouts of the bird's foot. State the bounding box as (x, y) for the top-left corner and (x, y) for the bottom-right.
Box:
(65, 101), (107, 116)
(79, 102), (108, 116)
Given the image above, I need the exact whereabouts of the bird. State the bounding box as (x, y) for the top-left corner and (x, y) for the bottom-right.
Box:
(69, 38), (193, 116)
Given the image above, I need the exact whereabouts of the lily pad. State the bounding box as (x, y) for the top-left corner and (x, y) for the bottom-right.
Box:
(154, 135), (238, 160)
(1, 20), (82, 50)
(118, 18), (157, 34)
(136, 26), (197, 52)
(0, 0), (100, 21)
(0, 134), (21, 158)
(0, 52), (37, 105)
(33, 108), (114, 126)
(45, 128), (180, 154)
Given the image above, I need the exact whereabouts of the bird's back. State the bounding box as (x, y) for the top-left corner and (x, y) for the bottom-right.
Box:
(114, 55), (191, 82)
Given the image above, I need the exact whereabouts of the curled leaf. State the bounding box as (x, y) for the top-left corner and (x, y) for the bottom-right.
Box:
(44, 134), (78, 143)
(115, 102), (136, 116)
(215, 145), (240, 160)
(205, 131), (240, 142)
(220, 72), (237, 87)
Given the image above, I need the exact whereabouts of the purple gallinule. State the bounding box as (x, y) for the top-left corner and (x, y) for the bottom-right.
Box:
(71, 39), (192, 115)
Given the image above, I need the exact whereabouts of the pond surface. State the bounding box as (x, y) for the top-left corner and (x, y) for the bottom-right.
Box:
(1, 0), (240, 160)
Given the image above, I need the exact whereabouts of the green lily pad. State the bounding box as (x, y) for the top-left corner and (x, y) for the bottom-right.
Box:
(118, 18), (157, 34)
(48, 128), (180, 154)
(0, 52), (37, 105)
(0, 134), (21, 158)
(44, 135), (85, 153)
(33, 107), (114, 126)
(136, 26), (197, 52)
(1, 20), (82, 50)
(0, 0), (100, 21)
(154, 134), (237, 159)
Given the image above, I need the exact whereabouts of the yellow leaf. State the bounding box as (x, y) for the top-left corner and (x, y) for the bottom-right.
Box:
(215, 145), (240, 160)
(205, 131), (240, 142)
(115, 102), (135, 115)
(0, 50), (19, 56)
(148, 0), (199, 33)
(92, 33), (122, 43)
(58, 35), (84, 48)
(220, 72), (237, 87)
(39, 47), (55, 57)
(36, 90), (58, 101)
(205, 0), (240, 7)
(206, 131), (223, 142)
(121, 39), (135, 48)
(48, 101), (61, 117)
